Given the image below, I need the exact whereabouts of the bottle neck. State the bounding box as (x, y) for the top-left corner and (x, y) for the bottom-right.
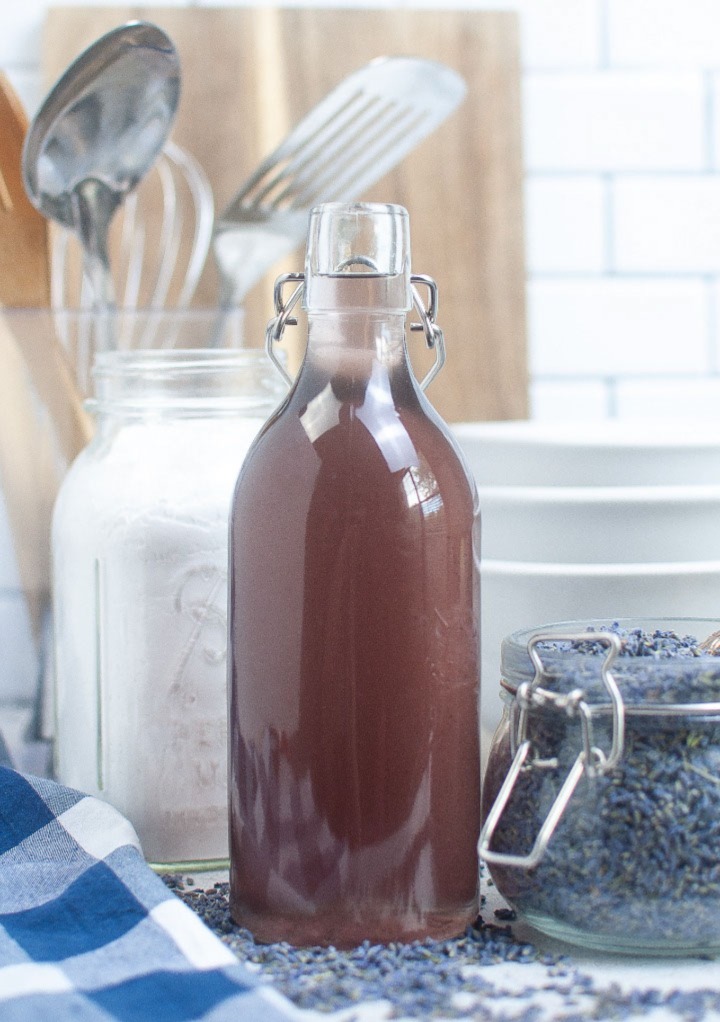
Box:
(302, 272), (412, 383)
(289, 310), (420, 420)
(305, 311), (408, 375)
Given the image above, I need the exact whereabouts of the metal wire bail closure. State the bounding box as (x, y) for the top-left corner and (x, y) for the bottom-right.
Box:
(478, 630), (626, 871)
(265, 271), (446, 390)
(265, 272), (305, 386)
(409, 274), (446, 390)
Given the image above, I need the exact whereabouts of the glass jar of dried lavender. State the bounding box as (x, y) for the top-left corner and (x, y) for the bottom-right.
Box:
(480, 619), (720, 956)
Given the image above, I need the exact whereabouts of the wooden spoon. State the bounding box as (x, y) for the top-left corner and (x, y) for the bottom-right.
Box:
(0, 72), (92, 456)
(0, 72), (92, 639)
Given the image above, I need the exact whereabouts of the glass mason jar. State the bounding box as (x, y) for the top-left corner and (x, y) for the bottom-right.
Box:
(228, 202), (481, 947)
(480, 618), (720, 955)
(52, 347), (286, 870)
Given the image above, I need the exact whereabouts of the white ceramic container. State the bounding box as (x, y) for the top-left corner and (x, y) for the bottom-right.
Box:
(454, 419), (720, 488)
(477, 483), (720, 564)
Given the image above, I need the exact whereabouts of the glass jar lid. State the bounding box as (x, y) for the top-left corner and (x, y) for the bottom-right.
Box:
(500, 618), (720, 714)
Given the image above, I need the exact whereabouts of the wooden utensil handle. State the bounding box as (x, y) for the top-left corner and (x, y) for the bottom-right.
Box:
(10, 318), (93, 463)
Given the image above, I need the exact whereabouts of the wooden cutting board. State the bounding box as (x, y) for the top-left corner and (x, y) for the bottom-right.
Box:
(44, 6), (527, 422)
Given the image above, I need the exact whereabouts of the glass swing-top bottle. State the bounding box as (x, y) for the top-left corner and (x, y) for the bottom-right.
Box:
(228, 202), (480, 947)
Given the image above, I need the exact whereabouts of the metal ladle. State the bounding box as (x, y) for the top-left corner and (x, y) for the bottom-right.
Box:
(22, 21), (181, 353)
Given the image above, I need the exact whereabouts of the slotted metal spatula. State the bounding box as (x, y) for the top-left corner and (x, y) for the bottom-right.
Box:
(212, 56), (466, 311)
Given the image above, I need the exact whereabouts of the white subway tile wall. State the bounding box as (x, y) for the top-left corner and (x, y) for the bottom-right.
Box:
(607, 0), (720, 69)
(1, 0), (720, 682)
(525, 176), (607, 273)
(524, 72), (707, 172)
(0, 0), (45, 66)
(615, 376), (720, 419)
(529, 378), (610, 420)
(613, 177), (720, 274)
(529, 277), (711, 377)
(2, 0), (716, 422)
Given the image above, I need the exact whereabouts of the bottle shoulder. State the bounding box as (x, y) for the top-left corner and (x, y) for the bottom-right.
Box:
(233, 371), (476, 518)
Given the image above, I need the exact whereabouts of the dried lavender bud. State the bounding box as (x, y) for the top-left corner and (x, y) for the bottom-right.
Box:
(538, 622), (703, 659)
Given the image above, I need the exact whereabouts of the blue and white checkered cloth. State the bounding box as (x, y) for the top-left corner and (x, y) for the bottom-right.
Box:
(0, 767), (300, 1021)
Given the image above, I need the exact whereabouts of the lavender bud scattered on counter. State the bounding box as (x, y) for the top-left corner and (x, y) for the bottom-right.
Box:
(162, 874), (548, 1016)
(165, 873), (720, 1019)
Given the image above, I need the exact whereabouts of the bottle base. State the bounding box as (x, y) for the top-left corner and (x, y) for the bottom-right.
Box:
(229, 898), (479, 948)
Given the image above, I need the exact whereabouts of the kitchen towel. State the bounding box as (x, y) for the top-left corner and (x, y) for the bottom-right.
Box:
(0, 767), (300, 1021)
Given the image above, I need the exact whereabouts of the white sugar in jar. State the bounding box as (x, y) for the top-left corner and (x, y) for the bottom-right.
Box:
(52, 348), (286, 869)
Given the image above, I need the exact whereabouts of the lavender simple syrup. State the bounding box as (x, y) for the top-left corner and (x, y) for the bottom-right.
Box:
(228, 205), (480, 947)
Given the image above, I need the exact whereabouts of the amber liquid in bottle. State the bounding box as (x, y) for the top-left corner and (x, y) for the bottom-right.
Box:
(228, 283), (480, 947)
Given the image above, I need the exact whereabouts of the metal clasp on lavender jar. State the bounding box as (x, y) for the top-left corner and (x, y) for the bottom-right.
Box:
(479, 631), (625, 870)
(478, 619), (720, 956)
